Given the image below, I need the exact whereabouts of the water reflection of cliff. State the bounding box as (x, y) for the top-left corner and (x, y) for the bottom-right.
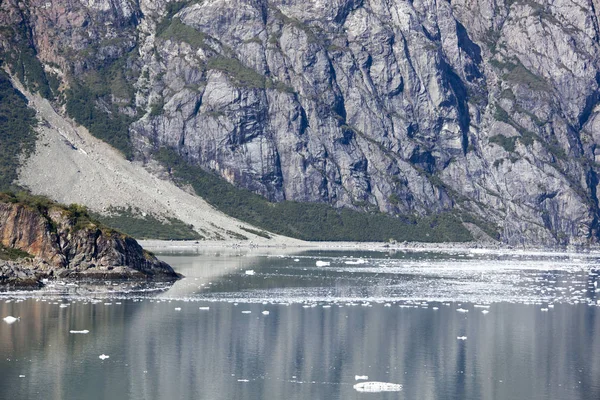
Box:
(5, 301), (597, 400)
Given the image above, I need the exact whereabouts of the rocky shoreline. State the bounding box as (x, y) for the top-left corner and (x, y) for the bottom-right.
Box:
(0, 193), (180, 288)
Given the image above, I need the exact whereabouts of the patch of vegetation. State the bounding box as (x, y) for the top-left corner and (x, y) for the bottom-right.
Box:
(491, 58), (550, 91)
(91, 207), (202, 240)
(0, 71), (37, 192)
(66, 82), (135, 159)
(159, 17), (208, 49)
(239, 226), (271, 239)
(0, 192), (108, 235)
(156, 2), (196, 36)
(0, 243), (33, 261)
(207, 56), (267, 88)
(1, 23), (53, 99)
(154, 148), (474, 242)
(489, 134), (517, 153)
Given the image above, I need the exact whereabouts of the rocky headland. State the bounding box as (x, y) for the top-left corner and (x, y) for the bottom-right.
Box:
(0, 193), (179, 288)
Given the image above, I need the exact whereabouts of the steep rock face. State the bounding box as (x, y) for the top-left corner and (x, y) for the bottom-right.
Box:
(0, 200), (177, 279)
(2, 0), (600, 245)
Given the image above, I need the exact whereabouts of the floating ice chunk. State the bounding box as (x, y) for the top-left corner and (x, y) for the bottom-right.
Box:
(59, 304), (68, 308)
(3, 316), (19, 324)
(199, 307), (210, 311)
(245, 270), (256, 275)
(457, 336), (468, 340)
(293, 259), (300, 262)
(541, 308), (549, 312)
(345, 259), (366, 265)
(432, 307), (439, 310)
(237, 379), (249, 382)
(474, 305), (490, 309)
(98, 354), (110, 360)
(457, 308), (469, 313)
(174, 307), (181, 311)
(481, 310), (490, 315)
(548, 304), (554, 308)
(353, 382), (402, 393)
(70, 330), (90, 334)
(384, 303), (391, 307)
(355, 375), (369, 380)
(261, 311), (270, 315)
(322, 305), (331, 309)
(241, 311), (251, 314)
(315, 261), (330, 267)
(19, 375), (25, 378)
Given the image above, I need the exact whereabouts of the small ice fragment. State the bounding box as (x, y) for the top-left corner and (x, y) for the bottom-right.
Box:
(242, 311), (251, 314)
(69, 330), (89, 334)
(353, 382), (402, 393)
(315, 260), (330, 267)
(262, 311), (270, 315)
(99, 354), (110, 360)
(19, 375), (25, 378)
(384, 303), (391, 307)
(474, 305), (490, 309)
(344, 259), (366, 265)
(355, 375), (369, 381)
(481, 310), (490, 315)
(293, 259), (300, 262)
(457, 308), (469, 313)
(322, 305), (331, 308)
(548, 304), (555, 308)
(199, 307), (210, 310)
(59, 304), (68, 308)
(245, 270), (256, 275)
(174, 307), (181, 311)
(541, 308), (549, 312)
(457, 336), (468, 340)
(237, 379), (249, 382)
(432, 307), (439, 310)
(3, 316), (19, 324)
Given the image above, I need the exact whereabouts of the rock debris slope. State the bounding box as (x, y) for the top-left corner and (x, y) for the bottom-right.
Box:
(2, 0), (600, 245)
(14, 81), (298, 245)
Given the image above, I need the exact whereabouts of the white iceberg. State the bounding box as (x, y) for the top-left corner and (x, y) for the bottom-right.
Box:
(242, 310), (251, 314)
(457, 336), (468, 340)
(355, 375), (369, 380)
(261, 311), (270, 315)
(344, 259), (366, 265)
(98, 354), (110, 360)
(199, 307), (210, 310)
(315, 260), (330, 267)
(353, 381), (402, 392)
(245, 270), (256, 275)
(70, 330), (90, 334)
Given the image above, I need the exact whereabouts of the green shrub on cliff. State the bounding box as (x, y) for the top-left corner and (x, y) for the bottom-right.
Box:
(154, 148), (474, 242)
(0, 71), (37, 192)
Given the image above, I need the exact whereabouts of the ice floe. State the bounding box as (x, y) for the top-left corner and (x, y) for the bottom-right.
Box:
(98, 354), (109, 360)
(315, 261), (330, 267)
(355, 375), (369, 380)
(245, 270), (256, 275)
(353, 381), (402, 392)
(70, 330), (89, 334)
(3, 316), (19, 324)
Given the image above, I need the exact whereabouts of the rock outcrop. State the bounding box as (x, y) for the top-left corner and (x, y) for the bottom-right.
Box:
(2, 0), (600, 245)
(0, 194), (178, 286)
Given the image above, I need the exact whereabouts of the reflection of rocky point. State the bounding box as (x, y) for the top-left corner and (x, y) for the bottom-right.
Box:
(0, 194), (179, 287)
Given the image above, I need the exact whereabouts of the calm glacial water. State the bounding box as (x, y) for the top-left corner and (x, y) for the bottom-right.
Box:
(1, 248), (599, 400)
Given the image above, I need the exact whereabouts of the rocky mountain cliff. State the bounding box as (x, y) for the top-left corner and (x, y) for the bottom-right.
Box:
(1, 0), (600, 245)
(0, 193), (178, 284)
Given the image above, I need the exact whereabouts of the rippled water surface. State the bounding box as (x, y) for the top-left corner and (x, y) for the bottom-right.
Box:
(1, 248), (599, 399)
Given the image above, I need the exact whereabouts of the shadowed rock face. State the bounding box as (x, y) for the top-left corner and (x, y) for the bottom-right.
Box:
(0, 201), (178, 282)
(2, 0), (600, 245)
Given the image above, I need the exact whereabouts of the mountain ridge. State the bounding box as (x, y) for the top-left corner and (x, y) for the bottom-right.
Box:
(2, 0), (600, 245)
